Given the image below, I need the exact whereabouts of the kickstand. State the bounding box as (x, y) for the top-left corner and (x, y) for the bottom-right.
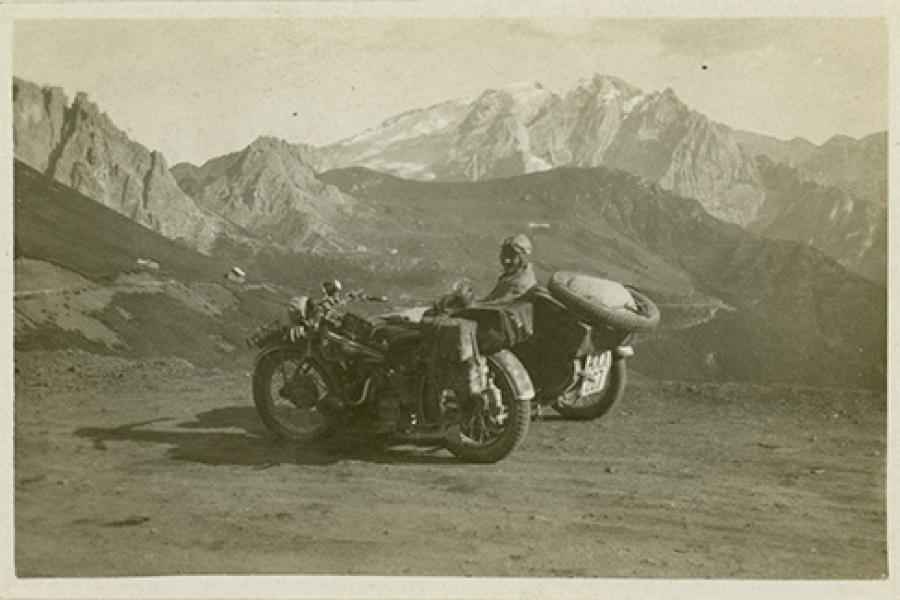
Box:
(532, 403), (544, 421)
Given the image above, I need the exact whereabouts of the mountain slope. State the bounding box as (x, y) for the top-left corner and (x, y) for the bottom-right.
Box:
(796, 132), (888, 207)
(12, 76), (236, 253)
(13, 160), (278, 367)
(319, 166), (885, 389)
(172, 136), (364, 253)
(14, 160), (445, 363)
(316, 98), (471, 180)
(751, 158), (886, 283)
(436, 82), (559, 180)
(14, 155), (885, 389)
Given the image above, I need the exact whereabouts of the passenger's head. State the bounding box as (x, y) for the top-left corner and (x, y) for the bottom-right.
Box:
(500, 234), (533, 274)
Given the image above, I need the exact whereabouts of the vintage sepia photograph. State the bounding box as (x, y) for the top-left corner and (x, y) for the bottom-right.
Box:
(2, 2), (895, 598)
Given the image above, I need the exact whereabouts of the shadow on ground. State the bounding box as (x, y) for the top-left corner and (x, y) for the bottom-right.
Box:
(74, 405), (460, 467)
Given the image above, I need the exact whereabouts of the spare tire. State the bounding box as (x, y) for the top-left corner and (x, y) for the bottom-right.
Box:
(547, 271), (660, 333)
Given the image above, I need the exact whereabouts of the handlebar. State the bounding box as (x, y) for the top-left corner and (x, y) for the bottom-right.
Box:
(346, 291), (388, 303)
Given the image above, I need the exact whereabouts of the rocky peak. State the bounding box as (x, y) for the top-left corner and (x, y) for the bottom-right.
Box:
(12, 76), (226, 252)
(73, 91), (94, 111)
(461, 82), (557, 131)
(180, 135), (358, 252)
(573, 74), (642, 101)
(638, 88), (690, 124)
(246, 135), (296, 154)
(242, 135), (323, 171)
(440, 82), (558, 180)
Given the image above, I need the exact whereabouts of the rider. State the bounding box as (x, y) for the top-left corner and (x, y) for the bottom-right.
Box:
(431, 234), (537, 312)
(481, 234), (537, 303)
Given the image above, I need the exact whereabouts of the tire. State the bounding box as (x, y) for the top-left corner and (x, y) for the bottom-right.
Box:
(446, 351), (531, 463)
(548, 272), (660, 333)
(252, 348), (335, 442)
(553, 354), (626, 421)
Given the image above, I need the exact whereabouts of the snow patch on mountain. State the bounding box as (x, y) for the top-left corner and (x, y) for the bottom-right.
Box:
(623, 94), (645, 114)
(366, 159), (435, 179)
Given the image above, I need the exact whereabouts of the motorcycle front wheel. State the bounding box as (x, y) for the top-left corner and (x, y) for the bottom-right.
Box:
(552, 353), (626, 421)
(252, 348), (336, 442)
(446, 351), (531, 463)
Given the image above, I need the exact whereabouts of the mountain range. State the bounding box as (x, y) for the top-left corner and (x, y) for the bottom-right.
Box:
(321, 76), (768, 227)
(14, 73), (886, 283)
(11, 74), (887, 388)
(314, 74), (886, 282)
(13, 77), (355, 256)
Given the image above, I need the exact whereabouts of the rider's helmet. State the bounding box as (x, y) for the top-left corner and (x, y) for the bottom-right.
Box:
(502, 234), (533, 257)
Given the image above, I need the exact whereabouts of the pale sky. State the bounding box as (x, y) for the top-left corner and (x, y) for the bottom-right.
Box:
(13, 18), (888, 166)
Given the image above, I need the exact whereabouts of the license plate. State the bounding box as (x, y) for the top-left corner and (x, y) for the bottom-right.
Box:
(580, 376), (606, 396)
(579, 352), (611, 396)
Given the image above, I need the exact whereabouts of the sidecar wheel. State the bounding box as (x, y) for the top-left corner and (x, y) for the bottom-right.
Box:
(553, 354), (627, 421)
(446, 351), (531, 464)
(252, 349), (335, 442)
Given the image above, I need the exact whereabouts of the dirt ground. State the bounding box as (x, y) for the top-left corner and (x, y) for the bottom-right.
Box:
(13, 349), (886, 579)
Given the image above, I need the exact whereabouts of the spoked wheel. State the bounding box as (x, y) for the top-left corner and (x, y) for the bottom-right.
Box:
(446, 351), (531, 463)
(552, 351), (626, 421)
(252, 349), (336, 442)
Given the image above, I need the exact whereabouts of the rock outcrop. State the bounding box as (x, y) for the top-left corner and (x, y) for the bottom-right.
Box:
(13, 76), (227, 252)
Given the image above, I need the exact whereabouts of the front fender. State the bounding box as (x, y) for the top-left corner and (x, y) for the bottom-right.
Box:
(488, 349), (535, 400)
(252, 344), (306, 374)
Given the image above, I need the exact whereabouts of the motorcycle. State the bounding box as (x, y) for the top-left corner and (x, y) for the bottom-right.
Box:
(248, 273), (659, 463)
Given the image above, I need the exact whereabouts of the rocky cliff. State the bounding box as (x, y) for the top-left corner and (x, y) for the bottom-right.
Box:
(13, 77), (227, 252)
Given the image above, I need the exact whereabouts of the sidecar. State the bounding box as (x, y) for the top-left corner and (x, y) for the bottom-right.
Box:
(452, 285), (642, 421)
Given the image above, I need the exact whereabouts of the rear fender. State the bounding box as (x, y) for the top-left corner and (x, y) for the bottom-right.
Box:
(488, 349), (535, 400)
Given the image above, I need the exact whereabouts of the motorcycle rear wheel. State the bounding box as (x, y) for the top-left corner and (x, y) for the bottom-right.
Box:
(552, 354), (626, 421)
(253, 348), (335, 442)
(446, 352), (531, 463)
